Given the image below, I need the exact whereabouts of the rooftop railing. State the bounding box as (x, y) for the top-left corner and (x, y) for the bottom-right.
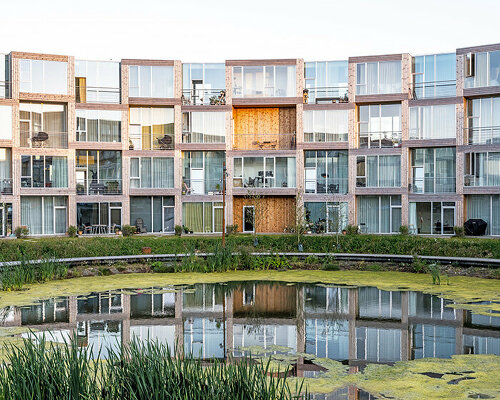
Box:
(232, 132), (296, 150)
(466, 126), (500, 145)
(303, 86), (348, 104)
(76, 178), (122, 195)
(20, 131), (68, 149)
(76, 85), (121, 104)
(411, 80), (456, 99)
(182, 89), (226, 105)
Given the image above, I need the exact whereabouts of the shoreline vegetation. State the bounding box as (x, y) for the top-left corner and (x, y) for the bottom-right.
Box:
(0, 234), (499, 263)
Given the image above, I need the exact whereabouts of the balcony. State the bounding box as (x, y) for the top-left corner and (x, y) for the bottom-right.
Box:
(76, 179), (122, 195)
(359, 131), (402, 148)
(76, 85), (120, 104)
(0, 178), (12, 195)
(182, 178), (223, 195)
(304, 178), (348, 194)
(182, 89), (226, 106)
(411, 80), (456, 100)
(128, 128), (175, 151)
(232, 133), (296, 150)
(303, 87), (348, 104)
(0, 81), (11, 99)
(467, 126), (500, 145)
(20, 131), (68, 149)
(182, 131), (225, 144)
(410, 177), (456, 194)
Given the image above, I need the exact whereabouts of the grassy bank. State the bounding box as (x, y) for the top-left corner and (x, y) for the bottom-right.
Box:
(0, 335), (306, 400)
(1, 234), (499, 262)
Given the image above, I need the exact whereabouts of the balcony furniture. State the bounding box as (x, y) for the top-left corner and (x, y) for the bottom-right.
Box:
(135, 218), (147, 234)
(328, 183), (339, 193)
(157, 135), (173, 150)
(246, 177), (256, 187)
(89, 182), (106, 195)
(83, 224), (92, 235)
(106, 181), (119, 194)
(182, 181), (192, 195)
(31, 131), (49, 148)
(91, 224), (108, 234)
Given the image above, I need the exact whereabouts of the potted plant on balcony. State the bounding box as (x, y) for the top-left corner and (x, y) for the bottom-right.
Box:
(106, 181), (119, 194)
(129, 140), (134, 150)
(76, 183), (85, 194)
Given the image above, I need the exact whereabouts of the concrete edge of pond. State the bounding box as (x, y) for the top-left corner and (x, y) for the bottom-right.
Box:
(0, 252), (499, 268)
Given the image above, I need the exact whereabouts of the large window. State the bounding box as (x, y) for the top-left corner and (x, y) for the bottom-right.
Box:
(0, 203), (12, 237)
(304, 202), (348, 234)
(356, 61), (401, 95)
(465, 50), (500, 88)
(183, 152), (225, 195)
(409, 104), (456, 140)
(466, 97), (500, 145)
(356, 155), (401, 188)
(233, 157), (296, 188)
(75, 60), (120, 103)
(409, 202), (455, 235)
(465, 152), (500, 187)
(0, 105), (12, 140)
(304, 151), (348, 194)
(304, 110), (348, 142)
(20, 59), (67, 95)
(130, 196), (174, 233)
(0, 54), (9, 98)
(19, 103), (68, 148)
(77, 202), (122, 234)
(0, 148), (12, 195)
(182, 63), (226, 105)
(412, 53), (456, 99)
(21, 155), (68, 188)
(76, 150), (122, 195)
(232, 65), (296, 98)
(357, 195), (401, 234)
(21, 196), (67, 235)
(76, 110), (121, 142)
(411, 148), (456, 193)
(130, 157), (174, 189)
(182, 112), (225, 143)
(182, 202), (223, 233)
(129, 65), (174, 98)
(304, 61), (348, 103)
(358, 104), (401, 148)
(466, 195), (500, 236)
(129, 107), (174, 150)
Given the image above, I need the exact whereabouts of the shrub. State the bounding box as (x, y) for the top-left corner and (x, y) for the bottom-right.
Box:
(174, 225), (183, 236)
(226, 224), (238, 235)
(454, 226), (465, 238)
(67, 225), (77, 238)
(399, 225), (409, 235)
(412, 255), (427, 273)
(151, 261), (175, 273)
(122, 225), (136, 237)
(322, 263), (340, 271)
(14, 226), (29, 239)
(345, 225), (359, 235)
(305, 255), (320, 265)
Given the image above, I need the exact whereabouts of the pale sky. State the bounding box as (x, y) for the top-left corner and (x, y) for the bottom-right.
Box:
(2, 0), (499, 62)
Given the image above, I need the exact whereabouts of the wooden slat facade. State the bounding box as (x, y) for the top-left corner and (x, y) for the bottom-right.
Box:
(233, 196), (295, 233)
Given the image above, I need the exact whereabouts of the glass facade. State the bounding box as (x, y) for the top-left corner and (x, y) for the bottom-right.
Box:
(182, 151), (225, 195)
(409, 202), (456, 235)
(182, 202), (223, 233)
(19, 103), (68, 148)
(129, 65), (174, 98)
(130, 157), (174, 189)
(76, 110), (121, 142)
(182, 112), (225, 143)
(304, 202), (348, 233)
(304, 61), (348, 103)
(303, 109), (348, 142)
(75, 150), (122, 195)
(409, 104), (456, 139)
(0, 148), (12, 194)
(466, 96), (500, 145)
(0, 54), (9, 98)
(21, 196), (68, 235)
(304, 151), (348, 194)
(232, 65), (296, 97)
(20, 59), (67, 95)
(77, 202), (122, 234)
(465, 152), (500, 186)
(233, 156), (296, 188)
(359, 104), (401, 148)
(130, 196), (174, 233)
(75, 60), (120, 103)
(357, 195), (402, 234)
(356, 155), (401, 188)
(21, 155), (68, 188)
(0, 203), (12, 237)
(465, 50), (500, 88)
(412, 53), (456, 99)
(129, 107), (174, 150)
(356, 61), (401, 95)
(182, 63), (225, 105)
(466, 195), (500, 236)
(0, 105), (12, 140)
(411, 148), (456, 193)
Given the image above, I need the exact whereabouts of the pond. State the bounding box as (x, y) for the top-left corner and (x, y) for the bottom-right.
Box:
(1, 277), (499, 399)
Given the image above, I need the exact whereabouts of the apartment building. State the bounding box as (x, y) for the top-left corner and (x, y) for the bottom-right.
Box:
(0, 43), (498, 237)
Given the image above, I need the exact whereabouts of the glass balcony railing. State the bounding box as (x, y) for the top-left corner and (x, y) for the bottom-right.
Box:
(304, 131), (348, 143)
(182, 131), (225, 144)
(76, 85), (120, 104)
(303, 86), (348, 104)
(304, 178), (348, 194)
(410, 177), (456, 193)
(182, 178), (224, 195)
(464, 174), (500, 187)
(233, 175), (295, 189)
(359, 131), (402, 148)
(467, 126), (500, 145)
(232, 133), (296, 150)
(20, 131), (68, 149)
(182, 89), (226, 106)
(76, 179), (122, 195)
(0, 178), (12, 195)
(411, 80), (456, 99)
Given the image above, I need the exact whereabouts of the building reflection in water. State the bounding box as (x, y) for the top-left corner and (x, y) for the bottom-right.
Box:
(1, 282), (498, 367)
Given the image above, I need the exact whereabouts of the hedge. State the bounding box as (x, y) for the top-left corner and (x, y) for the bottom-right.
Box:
(0, 234), (499, 262)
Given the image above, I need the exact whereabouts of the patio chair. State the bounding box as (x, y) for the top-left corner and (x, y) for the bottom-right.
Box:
(135, 218), (147, 233)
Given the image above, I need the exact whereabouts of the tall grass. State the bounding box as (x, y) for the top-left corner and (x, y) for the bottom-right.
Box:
(0, 257), (68, 291)
(0, 335), (308, 400)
